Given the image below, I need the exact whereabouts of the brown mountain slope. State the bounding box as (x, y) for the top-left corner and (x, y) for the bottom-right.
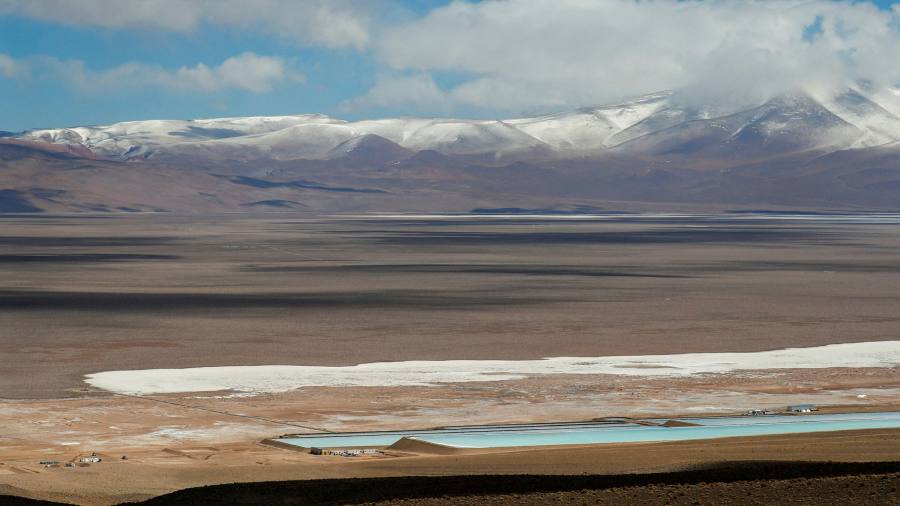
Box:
(1, 137), (899, 213)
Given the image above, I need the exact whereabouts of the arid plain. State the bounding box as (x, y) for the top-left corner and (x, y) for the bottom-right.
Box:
(1, 212), (899, 504)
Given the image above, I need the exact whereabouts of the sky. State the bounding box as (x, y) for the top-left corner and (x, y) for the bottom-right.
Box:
(1, 0), (899, 132)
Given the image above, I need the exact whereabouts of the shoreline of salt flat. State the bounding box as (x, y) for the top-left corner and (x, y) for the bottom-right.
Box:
(83, 341), (900, 395)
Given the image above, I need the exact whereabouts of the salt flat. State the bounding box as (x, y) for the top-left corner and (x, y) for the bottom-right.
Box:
(3, 212), (900, 505)
(84, 341), (900, 395)
(4, 213), (900, 399)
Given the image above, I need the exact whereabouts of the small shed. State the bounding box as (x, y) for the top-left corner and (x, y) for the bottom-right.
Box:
(787, 404), (818, 413)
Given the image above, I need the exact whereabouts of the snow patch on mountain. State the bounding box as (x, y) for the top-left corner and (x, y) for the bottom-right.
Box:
(821, 90), (900, 148)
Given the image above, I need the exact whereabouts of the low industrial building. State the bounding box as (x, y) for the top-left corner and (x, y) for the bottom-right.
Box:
(787, 404), (818, 413)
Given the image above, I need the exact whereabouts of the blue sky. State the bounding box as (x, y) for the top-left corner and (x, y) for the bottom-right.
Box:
(1, 0), (899, 132)
(0, 18), (375, 129)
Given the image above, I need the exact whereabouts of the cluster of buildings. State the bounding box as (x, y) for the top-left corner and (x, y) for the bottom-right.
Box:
(746, 404), (819, 416)
(309, 447), (380, 457)
(38, 452), (105, 469)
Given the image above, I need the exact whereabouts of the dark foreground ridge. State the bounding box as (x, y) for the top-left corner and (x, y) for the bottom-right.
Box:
(0, 497), (63, 506)
(131, 461), (900, 505)
(8, 461), (896, 506)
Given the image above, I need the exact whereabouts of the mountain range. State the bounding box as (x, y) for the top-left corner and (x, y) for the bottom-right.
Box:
(3, 87), (900, 213)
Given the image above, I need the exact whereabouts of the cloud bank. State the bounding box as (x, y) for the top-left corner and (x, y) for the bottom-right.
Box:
(2, 0), (900, 115)
(360, 0), (900, 112)
(0, 52), (303, 93)
(0, 0), (371, 49)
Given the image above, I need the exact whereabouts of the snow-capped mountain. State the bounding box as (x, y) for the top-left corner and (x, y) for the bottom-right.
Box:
(18, 88), (900, 162)
(5, 86), (900, 214)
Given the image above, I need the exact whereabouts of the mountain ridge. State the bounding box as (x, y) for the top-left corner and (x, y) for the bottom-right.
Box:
(19, 88), (900, 162)
(3, 88), (900, 213)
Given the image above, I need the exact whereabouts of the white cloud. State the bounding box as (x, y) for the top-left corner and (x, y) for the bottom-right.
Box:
(1, 52), (304, 93)
(366, 0), (900, 113)
(5, 0), (900, 116)
(341, 73), (451, 114)
(0, 53), (23, 78)
(0, 0), (371, 49)
(169, 52), (304, 93)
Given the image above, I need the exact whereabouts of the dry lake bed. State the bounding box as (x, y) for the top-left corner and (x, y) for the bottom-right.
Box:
(1, 212), (899, 504)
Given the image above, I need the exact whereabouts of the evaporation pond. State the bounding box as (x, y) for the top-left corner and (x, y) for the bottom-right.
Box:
(275, 411), (900, 449)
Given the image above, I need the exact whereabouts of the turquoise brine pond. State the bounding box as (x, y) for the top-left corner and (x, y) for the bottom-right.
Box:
(276, 411), (900, 449)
